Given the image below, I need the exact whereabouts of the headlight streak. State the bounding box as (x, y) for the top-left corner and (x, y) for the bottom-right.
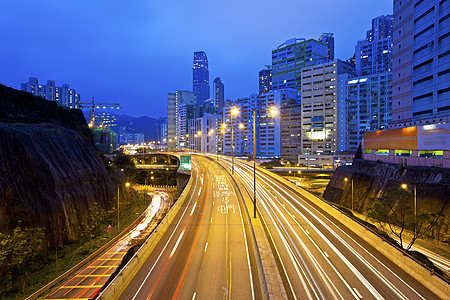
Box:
(228, 157), (428, 300)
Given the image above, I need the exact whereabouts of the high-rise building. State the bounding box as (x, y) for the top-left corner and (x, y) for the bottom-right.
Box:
(272, 38), (329, 91)
(319, 33), (335, 60)
(222, 89), (299, 158)
(188, 113), (223, 153)
(343, 73), (392, 152)
(20, 77), (80, 108)
(213, 77), (224, 111)
(300, 60), (355, 167)
(259, 65), (272, 94)
(281, 95), (302, 162)
(193, 51), (210, 103)
(392, 0), (450, 123)
(355, 16), (393, 77)
(175, 91), (196, 149)
(167, 93), (177, 150)
(159, 116), (168, 146)
(366, 14), (393, 41)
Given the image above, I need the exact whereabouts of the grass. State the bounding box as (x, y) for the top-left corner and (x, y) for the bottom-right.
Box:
(4, 194), (147, 300)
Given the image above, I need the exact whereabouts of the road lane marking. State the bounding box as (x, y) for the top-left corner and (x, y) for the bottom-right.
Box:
(210, 217), (213, 223)
(169, 229), (185, 258)
(323, 251), (329, 258)
(198, 187), (202, 196)
(190, 202), (197, 216)
(192, 292), (197, 300)
(204, 242), (208, 252)
(353, 288), (363, 299)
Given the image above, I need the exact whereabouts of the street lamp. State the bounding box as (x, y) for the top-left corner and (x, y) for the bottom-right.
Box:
(344, 177), (354, 214)
(231, 107), (240, 175)
(402, 183), (417, 236)
(117, 182), (130, 233)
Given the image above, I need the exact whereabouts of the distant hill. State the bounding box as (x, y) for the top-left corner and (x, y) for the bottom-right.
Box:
(112, 114), (160, 142)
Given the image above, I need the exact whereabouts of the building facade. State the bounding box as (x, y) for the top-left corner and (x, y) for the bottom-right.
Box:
(281, 97), (302, 162)
(300, 60), (355, 166)
(366, 14), (393, 41)
(167, 93), (177, 150)
(319, 33), (335, 60)
(20, 77), (80, 108)
(193, 51), (210, 103)
(213, 77), (224, 111)
(259, 66), (272, 94)
(392, 0), (450, 123)
(344, 73), (393, 151)
(272, 38), (329, 91)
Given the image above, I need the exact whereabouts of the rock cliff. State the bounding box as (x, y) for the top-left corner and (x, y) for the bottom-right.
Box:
(0, 84), (115, 247)
(324, 159), (450, 243)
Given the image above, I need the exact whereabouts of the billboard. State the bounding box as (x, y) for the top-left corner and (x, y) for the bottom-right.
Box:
(364, 123), (450, 150)
(180, 155), (192, 171)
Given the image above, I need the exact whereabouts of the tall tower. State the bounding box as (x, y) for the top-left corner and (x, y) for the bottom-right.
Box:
(319, 33), (335, 60)
(193, 51), (210, 103)
(259, 65), (272, 94)
(213, 77), (224, 111)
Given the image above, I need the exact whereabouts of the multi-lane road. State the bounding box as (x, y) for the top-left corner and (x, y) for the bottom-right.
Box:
(217, 156), (440, 300)
(119, 156), (260, 300)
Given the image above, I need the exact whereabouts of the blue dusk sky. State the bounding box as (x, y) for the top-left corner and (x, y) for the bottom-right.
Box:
(0, 0), (392, 118)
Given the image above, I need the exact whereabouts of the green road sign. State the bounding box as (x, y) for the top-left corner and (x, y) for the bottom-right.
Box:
(180, 155), (191, 171)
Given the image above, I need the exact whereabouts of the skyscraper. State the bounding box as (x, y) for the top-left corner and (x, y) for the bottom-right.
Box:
(355, 15), (393, 76)
(300, 60), (355, 166)
(259, 66), (272, 94)
(392, 0), (450, 123)
(213, 77), (224, 111)
(319, 33), (335, 60)
(366, 15), (393, 41)
(193, 51), (210, 103)
(20, 77), (80, 108)
(272, 38), (329, 91)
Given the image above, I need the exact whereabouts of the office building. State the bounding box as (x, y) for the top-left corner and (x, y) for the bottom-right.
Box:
(193, 51), (210, 103)
(259, 66), (272, 94)
(319, 33), (335, 60)
(300, 60), (355, 167)
(20, 77), (80, 108)
(272, 38), (329, 91)
(213, 77), (224, 111)
(392, 0), (450, 123)
(159, 116), (168, 145)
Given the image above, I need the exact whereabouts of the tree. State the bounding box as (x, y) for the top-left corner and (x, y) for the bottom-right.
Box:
(367, 189), (442, 250)
(0, 226), (45, 294)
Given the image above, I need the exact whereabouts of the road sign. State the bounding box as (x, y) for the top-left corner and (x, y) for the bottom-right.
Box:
(106, 224), (113, 232)
(180, 155), (192, 171)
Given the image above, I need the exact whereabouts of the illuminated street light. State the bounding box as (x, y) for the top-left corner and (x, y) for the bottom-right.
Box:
(231, 108), (240, 175)
(269, 106), (278, 116)
(239, 123), (244, 129)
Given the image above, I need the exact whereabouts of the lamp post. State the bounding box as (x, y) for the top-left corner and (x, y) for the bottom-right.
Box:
(402, 183), (417, 236)
(231, 107), (240, 175)
(117, 182), (130, 233)
(344, 177), (353, 214)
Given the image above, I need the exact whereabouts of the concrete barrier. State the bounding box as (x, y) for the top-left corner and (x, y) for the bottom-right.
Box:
(98, 169), (194, 300)
(253, 163), (449, 300)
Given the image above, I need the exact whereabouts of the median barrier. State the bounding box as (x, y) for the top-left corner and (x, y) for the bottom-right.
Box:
(252, 162), (449, 300)
(98, 168), (194, 300)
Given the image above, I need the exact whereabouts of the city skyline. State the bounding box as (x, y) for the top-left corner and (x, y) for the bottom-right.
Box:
(0, 0), (392, 118)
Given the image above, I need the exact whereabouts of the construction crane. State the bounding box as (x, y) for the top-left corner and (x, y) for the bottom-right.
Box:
(78, 97), (121, 129)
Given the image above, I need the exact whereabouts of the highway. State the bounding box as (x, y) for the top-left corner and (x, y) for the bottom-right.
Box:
(118, 156), (259, 300)
(217, 156), (440, 300)
(46, 191), (170, 299)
